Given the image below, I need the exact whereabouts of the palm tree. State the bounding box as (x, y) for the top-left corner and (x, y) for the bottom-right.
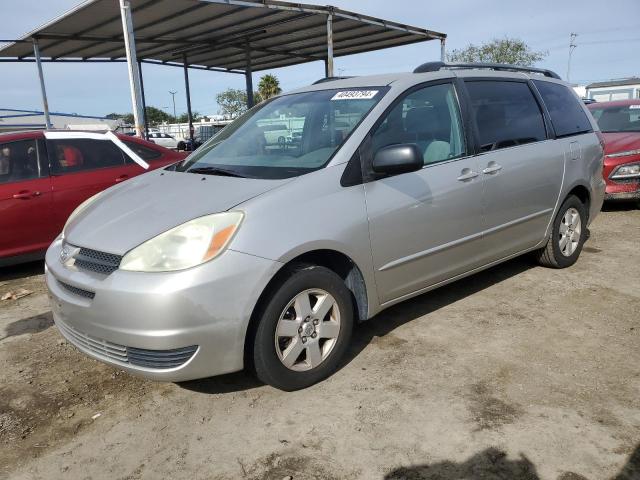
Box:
(258, 74), (282, 100)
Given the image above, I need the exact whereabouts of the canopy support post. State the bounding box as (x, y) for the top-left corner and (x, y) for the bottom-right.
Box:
(32, 39), (52, 130)
(119, 0), (144, 137)
(182, 53), (194, 143)
(440, 38), (446, 61)
(245, 44), (254, 109)
(138, 59), (148, 139)
(325, 13), (334, 78)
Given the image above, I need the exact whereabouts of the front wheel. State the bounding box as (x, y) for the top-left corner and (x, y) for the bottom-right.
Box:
(252, 264), (354, 391)
(535, 195), (587, 268)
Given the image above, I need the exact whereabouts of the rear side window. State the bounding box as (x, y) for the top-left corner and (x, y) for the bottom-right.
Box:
(533, 80), (592, 137)
(122, 139), (163, 161)
(465, 81), (547, 152)
(47, 139), (125, 175)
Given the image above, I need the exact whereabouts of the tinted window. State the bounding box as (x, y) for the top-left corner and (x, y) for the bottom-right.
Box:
(466, 81), (547, 152)
(0, 139), (42, 184)
(371, 82), (466, 165)
(533, 80), (592, 137)
(122, 139), (163, 161)
(588, 104), (640, 133)
(48, 139), (125, 175)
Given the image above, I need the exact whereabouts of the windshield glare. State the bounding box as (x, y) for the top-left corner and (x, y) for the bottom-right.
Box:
(174, 88), (386, 179)
(590, 105), (640, 133)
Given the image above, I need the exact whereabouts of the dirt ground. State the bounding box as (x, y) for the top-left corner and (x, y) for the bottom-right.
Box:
(1, 205), (639, 480)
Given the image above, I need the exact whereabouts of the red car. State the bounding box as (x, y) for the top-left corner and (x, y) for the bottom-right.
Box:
(0, 130), (186, 266)
(587, 99), (640, 204)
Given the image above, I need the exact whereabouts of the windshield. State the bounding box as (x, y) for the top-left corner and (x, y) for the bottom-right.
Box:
(589, 104), (640, 133)
(173, 87), (387, 179)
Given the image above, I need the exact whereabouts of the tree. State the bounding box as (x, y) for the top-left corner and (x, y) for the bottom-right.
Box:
(447, 38), (547, 67)
(175, 112), (201, 123)
(216, 88), (262, 118)
(258, 74), (282, 100)
(144, 106), (173, 125)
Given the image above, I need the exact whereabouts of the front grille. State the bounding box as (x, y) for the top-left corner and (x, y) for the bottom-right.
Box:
(74, 247), (122, 275)
(56, 319), (198, 370)
(57, 319), (127, 363)
(58, 280), (95, 299)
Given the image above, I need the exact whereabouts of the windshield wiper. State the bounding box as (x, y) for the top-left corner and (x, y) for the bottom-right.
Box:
(187, 166), (247, 178)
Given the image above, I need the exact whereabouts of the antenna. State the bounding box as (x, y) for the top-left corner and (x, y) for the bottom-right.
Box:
(567, 33), (578, 83)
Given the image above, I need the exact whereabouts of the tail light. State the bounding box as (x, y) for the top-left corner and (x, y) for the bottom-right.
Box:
(595, 131), (606, 166)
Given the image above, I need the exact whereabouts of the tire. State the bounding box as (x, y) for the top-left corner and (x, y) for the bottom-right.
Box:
(536, 195), (587, 268)
(177, 141), (186, 151)
(252, 264), (354, 391)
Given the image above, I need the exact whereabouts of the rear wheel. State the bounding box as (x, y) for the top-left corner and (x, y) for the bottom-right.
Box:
(536, 195), (587, 268)
(252, 264), (354, 391)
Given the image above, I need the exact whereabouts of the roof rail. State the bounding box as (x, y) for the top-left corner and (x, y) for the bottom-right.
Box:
(413, 61), (561, 79)
(312, 76), (354, 85)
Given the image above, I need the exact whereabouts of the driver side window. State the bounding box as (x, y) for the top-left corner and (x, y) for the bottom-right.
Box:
(371, 82), (466, 165)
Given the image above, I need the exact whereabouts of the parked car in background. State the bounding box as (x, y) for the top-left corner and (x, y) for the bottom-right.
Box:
(587, 99), (640, 204)
(0, 131), (186, 266)
(147, 132), (179, 150)
(177, 136), (204, 151)
(46, 63), (604, 390)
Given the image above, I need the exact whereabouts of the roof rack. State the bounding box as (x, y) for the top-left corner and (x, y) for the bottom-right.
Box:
(413, 61), (561, 79)
(312, 76), (355, 85)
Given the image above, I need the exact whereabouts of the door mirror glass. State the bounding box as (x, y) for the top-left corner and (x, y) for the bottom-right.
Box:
(372, 144), (423, 175)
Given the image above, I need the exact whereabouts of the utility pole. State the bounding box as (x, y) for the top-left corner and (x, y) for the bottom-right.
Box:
(169, 90), (177, 120)
(567, 33), (577, 82)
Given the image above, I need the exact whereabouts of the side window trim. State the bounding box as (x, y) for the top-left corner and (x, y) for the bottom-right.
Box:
(527, 79), (557, 139)
(461, 77), (550, 155)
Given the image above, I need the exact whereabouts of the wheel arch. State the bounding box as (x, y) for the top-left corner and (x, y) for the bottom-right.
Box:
(567, 184), (591, 217)
(243, 248), (369, 369)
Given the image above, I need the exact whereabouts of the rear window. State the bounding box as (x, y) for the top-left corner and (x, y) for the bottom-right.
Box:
(533, 80), (592, 137)
(465, 80), (547, 152)
(122, 139), (163, 160)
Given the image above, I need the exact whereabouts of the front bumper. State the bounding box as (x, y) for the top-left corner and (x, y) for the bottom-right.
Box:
(604, 179), (640, 201)
(45, 238), (281, 382)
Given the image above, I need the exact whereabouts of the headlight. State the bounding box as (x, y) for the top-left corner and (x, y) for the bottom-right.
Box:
(62, 191), (105, 238)
(120, 212), (243, 272)
(610, 163), (640, 180)
(606, 149), (640, 158)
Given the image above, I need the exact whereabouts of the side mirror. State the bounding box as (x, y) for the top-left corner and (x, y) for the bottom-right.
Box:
(372, 144), (423, 176)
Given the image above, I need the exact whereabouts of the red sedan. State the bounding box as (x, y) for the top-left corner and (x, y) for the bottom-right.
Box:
(587, 99), (640, 204)
(0, 130), (186, 266)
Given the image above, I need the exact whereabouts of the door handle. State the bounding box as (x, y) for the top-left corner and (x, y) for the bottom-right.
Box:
(12, 190), (39, 200)
(115, 174), (129, 183)
(457, 169), (480, 182)
(482, 162), (503, 175)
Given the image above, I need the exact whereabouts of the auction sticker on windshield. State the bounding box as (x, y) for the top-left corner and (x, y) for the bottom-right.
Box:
(331, 90), (379, 100)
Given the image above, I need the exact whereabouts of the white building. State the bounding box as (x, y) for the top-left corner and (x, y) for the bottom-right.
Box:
(586, 78), (640, 102)
(0, 108), (120, 133)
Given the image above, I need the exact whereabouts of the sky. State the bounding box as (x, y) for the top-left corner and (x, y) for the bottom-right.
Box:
(0, 0), (638, 118)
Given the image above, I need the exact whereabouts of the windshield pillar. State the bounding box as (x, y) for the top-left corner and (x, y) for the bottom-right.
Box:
(245, 44), (254, 109)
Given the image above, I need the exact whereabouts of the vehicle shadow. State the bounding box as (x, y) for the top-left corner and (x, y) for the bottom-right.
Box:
(343, 256), (533, 370)
(179, 370), (262, 394)
(601, 200), (640, 212)
(384, 443), (640, 480)
(0, 312), (53, 342)
(0, 260), (45, 282)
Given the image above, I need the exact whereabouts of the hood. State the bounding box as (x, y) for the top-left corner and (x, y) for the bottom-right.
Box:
(601, 131), (640, 156)
(65, 169), (289, 255)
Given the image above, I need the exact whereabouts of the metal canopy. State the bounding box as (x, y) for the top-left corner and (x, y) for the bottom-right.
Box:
(0, 0), (446, 72)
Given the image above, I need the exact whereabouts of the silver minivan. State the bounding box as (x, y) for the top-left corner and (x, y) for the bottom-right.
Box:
(45, 62), (606, 390)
